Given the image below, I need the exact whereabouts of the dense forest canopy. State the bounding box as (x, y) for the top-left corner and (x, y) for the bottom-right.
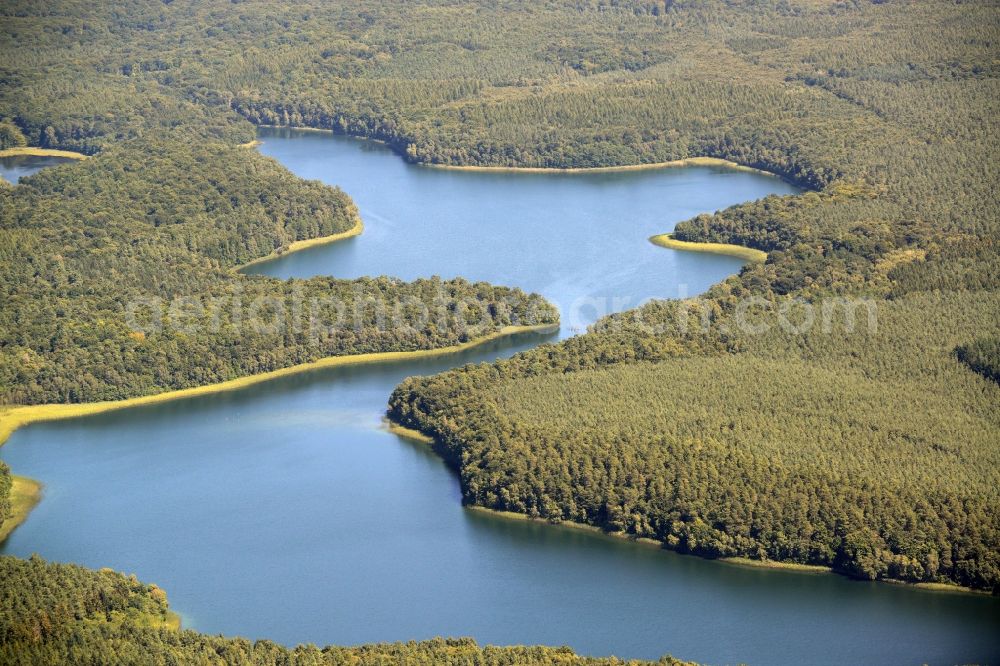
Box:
(0, 556), (691, 665)
(0, 140), (556, 405)
(380, 0), (1000, 586)
(391, 291), (1000, 590)
(0, 1), (996, 656)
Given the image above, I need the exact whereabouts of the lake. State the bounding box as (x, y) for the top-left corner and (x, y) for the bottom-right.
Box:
(0, 153), (78, 183)
(2, 128), (997, 665)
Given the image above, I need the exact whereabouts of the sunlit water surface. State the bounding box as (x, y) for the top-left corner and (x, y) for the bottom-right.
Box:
(3, 130), (997, 665)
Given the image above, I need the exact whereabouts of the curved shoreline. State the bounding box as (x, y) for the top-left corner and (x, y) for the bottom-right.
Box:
(391, 417), (987, 596)
(421, 156), (782, 178)
(0, 179), (552, 535)
(0, 475), (42, 544)
(461, 503), (826, 562)
(0, 323), (558, 449)
(649, 233), (767, 263)
(383, 421), (435, 444)
(2, 207), (366, 446)
(235, 215), (364, 272)
(0, 147), (88, 160)
(252, 125), (796, 185)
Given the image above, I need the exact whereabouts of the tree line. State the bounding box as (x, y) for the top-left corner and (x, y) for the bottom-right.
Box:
(0, 0), (997, 607)
(0, 136), (555, 404)
(0, 555), (691, 665)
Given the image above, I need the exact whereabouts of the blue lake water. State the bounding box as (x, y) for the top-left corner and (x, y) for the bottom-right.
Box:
(0, 154), (76, 183)
(2, 129), (997, 666)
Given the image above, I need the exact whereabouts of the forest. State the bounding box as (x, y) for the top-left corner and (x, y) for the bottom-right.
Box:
(0, 555), (690, 665)
(391, 291), (1000, 590)
(0, 0), (996, 659)
(0, 139), (556, 404)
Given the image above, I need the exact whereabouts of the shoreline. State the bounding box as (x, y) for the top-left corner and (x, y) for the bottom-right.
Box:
(885, 579), (991, 596)
(2, 208), (368, 447)
(404, 432), (988, 596)
(252, 125), (795, 184)
(421, 156), (781, 178)
(0, 146), (88, 160)
(649, 233), (768, 263)
(383, 420), (435, 444)
(718, 556), (831, 574)
(235, 215), (364, 271)
(0, 475), (42, 544)
(257, 124), (337, 134)
(465, 504), (663, 545)
(0, 323), (558, 449)
(467, 503), (985, 594)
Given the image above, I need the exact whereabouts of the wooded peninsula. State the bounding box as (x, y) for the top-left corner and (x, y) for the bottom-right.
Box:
(0, 0), (997, 661)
